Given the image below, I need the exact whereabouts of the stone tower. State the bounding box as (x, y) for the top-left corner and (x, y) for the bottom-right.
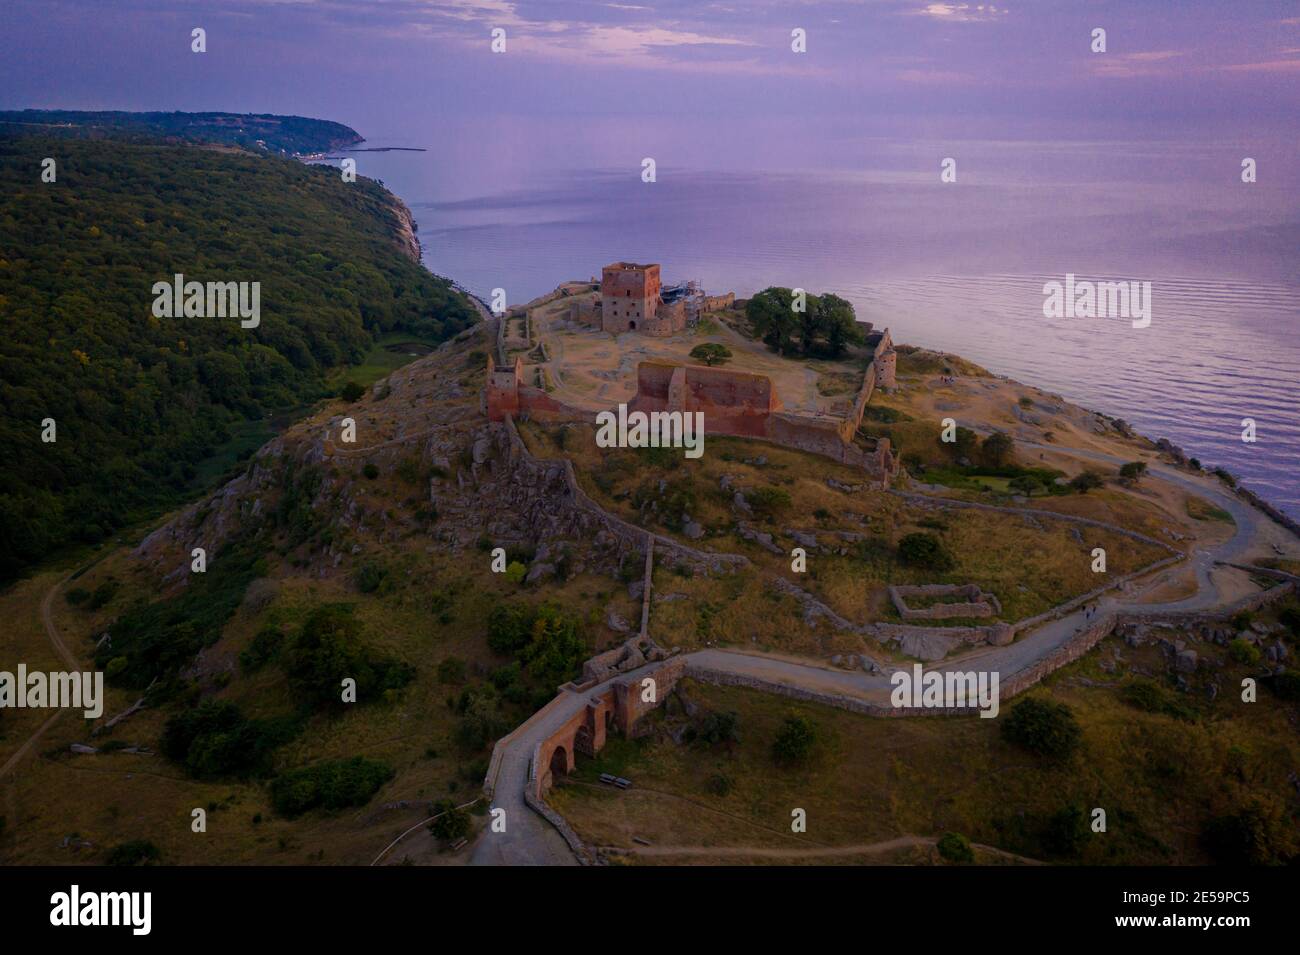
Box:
(600, 262), (660, 334)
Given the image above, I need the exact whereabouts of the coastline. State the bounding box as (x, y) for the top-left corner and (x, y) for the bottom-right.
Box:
(359, 152), (1297, 533)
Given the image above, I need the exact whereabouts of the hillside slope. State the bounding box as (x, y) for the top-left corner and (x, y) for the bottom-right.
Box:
(0, 136), (477, 579)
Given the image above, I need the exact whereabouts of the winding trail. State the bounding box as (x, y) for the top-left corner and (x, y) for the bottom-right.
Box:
(0, 574), (78, 781)
(606, 836), (1042, 864)
(473, 439), (1294, 864)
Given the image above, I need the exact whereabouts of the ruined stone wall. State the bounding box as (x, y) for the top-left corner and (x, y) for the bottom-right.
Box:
(768, 412), (848, 459)
(499, 415), (749, 576)
(485, 354), (521, 421)
(841, 361), (878, 442)
(629, 362), (779, 438)
(643, 298), (687, 337)
(614, 656), (688, 730)
(703, 293), (735, 312)
(889, 583), (1001, 621)
(570, 297), (601, 327)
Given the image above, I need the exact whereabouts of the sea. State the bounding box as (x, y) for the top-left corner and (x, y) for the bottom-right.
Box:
(328, 128), (1299, 518)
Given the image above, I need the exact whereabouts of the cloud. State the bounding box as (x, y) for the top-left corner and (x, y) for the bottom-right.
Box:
(912, 2), (1009, 22)
(1219, 57), (1300, 73)
(1089, 49), (1184, 78)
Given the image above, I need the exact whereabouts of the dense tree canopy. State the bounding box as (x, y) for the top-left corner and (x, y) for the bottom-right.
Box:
(0, 136), (477, 579)
(745, 287), (863, 359)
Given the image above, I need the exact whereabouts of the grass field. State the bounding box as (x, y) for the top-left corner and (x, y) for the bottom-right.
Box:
(518, 421), (1171, 655)
(550, 608), (1300, 865)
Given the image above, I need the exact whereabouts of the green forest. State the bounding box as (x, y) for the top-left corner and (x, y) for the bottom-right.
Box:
(0, 136), (477, 580)
(0, 110), (363, 155)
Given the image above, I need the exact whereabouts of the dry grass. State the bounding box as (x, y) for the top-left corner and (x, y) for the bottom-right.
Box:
(552, 627), (1300, 865)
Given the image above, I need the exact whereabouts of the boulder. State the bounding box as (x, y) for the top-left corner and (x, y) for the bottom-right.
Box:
(525, 562), (556, 584)
(1176, 649), (1198, 673)
(606, 611), (631, 633)
(786, 529), (819, 549)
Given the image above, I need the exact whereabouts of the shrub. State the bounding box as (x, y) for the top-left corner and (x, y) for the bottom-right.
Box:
(282, 605), (414, 709)
(1279, 607), (1300, 638)
(86, 580), (120, 611)
(937, 832), (974, 863)
(1200, 797), (1296, 865)
(437, 657), (467, 685)
(772, 715), (817, 767)
(1069, 471), (1104, 493)
(1042, 805), (1088, 858)
(1264, 669), (1300, 701)
(1119, 679), (1196, 721)
(270, 757), (394, 817)
(747, 486), (792, 520)
(897, 532), (955, 571)
(504, 561), (527, 585)
(1001, 697), (1081, 761)
(362, 463), (379, 480)
(694, 710), (739, 747)
(160, 700), (297, 779)
(340, 380), (366, 402)
(704, 773), (733, 797)
(429, 799), (471, 841)
(1213, 467), (1236, 487)
(396, 457), (424, 484)
(689, 343), (732, 366)
(355, 561), (389, 594)
(1228, 639), (1261, 666)
(1119, 461), (1148, 482)
(1008, 474), (1044, 496)
(239, 627), (284, 673)
(980, 431), (1014, 467)
(106, 840), (161, 866)
(454, 689), (506, 753)
(487, 605), (533, 655)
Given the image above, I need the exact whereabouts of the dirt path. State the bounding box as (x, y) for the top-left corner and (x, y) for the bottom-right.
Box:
(481, 437), (1293, 864)
(0, 574), (78, 781)
(606, 836), (1041, 864)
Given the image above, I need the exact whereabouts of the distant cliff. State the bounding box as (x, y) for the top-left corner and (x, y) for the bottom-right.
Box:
(0, 110), (363, 155)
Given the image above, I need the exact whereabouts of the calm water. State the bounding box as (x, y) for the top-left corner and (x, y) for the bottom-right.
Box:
(340, 135), (1299, 517)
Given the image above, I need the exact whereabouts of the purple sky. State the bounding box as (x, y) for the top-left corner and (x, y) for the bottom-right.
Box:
(4, 0), (1299, 144)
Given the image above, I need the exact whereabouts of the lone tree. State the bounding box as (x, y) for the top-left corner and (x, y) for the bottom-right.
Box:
(981, 431), (1014, 467)
(772, 715), (817, 766)
(429, 799), (471, 842)
(1069, 470), (1105, 494)
(940, 425), (980, 462)
(1008, 474), (1044, 497)
(1001, 697), (1081, 762)
(1118, 461), (1147, 483)
(340, 380), (366, 402)
(937, 832), (974, 864)
(689, 343), (732, 366)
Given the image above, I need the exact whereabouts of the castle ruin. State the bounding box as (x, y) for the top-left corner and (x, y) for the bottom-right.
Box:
(570, 262), (734, 337)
